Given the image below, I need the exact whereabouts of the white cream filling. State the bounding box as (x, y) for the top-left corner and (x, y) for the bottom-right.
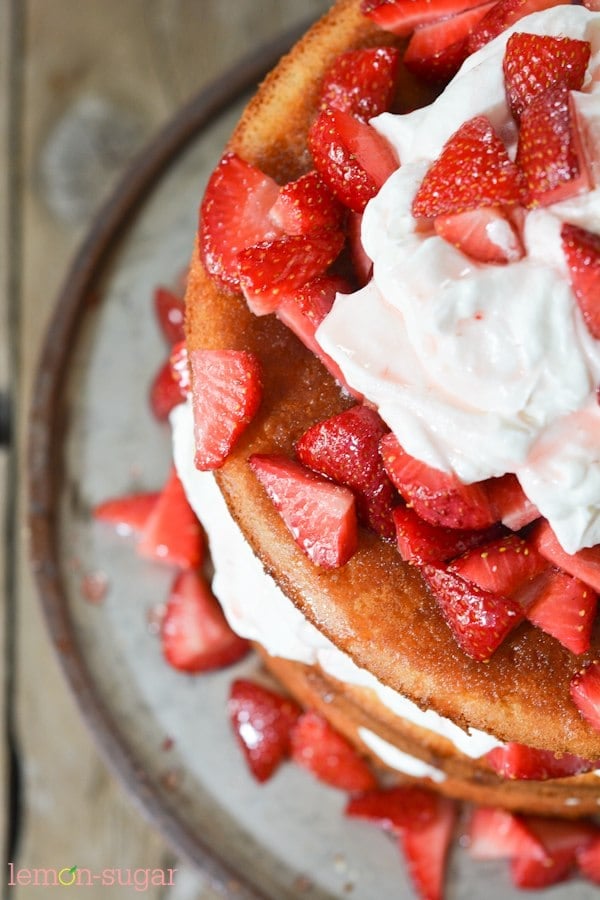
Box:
(358, 728), (446, 782)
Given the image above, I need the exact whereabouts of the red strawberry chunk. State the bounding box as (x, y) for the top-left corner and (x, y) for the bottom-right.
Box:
(169, 341), (191, 398)
(93, 491), (160, 536)
(485, 741), (600, 780)
(571, 659), (600, 733)
(268, 171), (343, 236)
(319, 47), (400, 121)
(138, 467), (204, 569)
(361, 0), (493, 37)
(150, 357), (185, 421)
(249, 454), (358, 568)
(517, 83), (590, 208)
(450, 534), (548, 596)
(393, 506), (502, 565)
(290, 711), (376, 792)
(562, 223), (600, 340)
(468, 807), (547, 860)
(228, 679), (301, 783)
(527, 569), (598, 655)
(200, 152), (282, 290)
(380, 434), (497, 530)
(511, 850), (575, 889)
(398, 794), (457, 900)
(413, 115), (527, 218)
(467, 0), (567, 55)
(154, 286), (185, 345)
(503, 33), (591, 122)
(434, 207), (524, 265)
(238, 228), (345, 316)
(422, 564), (523, 661)
(190, 349), (262, 471)
(347, 211), (373, 286)
(532, 521), (600, 592)
(485, 473), (539, 531)
(296, 405), (397, 539)
(511, 815), (598, 889)
(308, 108), (398, 213)
(161, 570), (249, 673)
(578, 835), (600, 884)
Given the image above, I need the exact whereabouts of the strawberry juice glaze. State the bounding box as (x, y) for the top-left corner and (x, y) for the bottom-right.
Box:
(316, 6), (600, 554)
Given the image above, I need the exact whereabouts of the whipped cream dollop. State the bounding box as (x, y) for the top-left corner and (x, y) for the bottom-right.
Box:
(317, 6), (600, 554)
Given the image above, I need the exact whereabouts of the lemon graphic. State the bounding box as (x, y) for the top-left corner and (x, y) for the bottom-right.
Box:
(58, 866), (77, 886)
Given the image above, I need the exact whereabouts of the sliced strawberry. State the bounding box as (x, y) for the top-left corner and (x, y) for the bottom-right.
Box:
(578, 836), (600, 884)
(347, 212), (372, 286)
(308, 108), (398, 213)
(422, 564), (523, 661)
(380, 434), (496, 530)
(485, 742), (600, 780)
(249, 454), (358, 568)
(403, 3), (496, 84)
(527, 569), (598, 655)
(571, 659), (600, 733)
(93, 491), (160, 536)
(450, 534), (548, 596)
(290, 711), (376, 791)
(150, 357), (185, 421)
(584, 0), (600, 8)
(434, 207), (524, 264)
(468, 807), (546, 860)
(361, 0), (493, 37)
(511, 816), (598, 889)
(517, 83), (590, 208)
(238, 228), (345, 316)
(346, 785), (436, 832)
(190, 349), (262, 471)
(393, 506), (502, 566)
(467, 0), (567, 55)
(412, 115), (527, 217)
(169, 341), (191, 398)
(161, 570), (249, 673)
(562, 223), (600, 340)
(268, 171), (344, 236)
(296, 405), (397, 539)
(532, 521), (600, 592)
(503, 33), (591, 122)
(199, 152), (282, 290)
(319, 47), (400, 120)
(485, 473), (539, 531)
(228, 679), (301, 783)
(138, 467), (204, 569)
(154, 286), (185, 345)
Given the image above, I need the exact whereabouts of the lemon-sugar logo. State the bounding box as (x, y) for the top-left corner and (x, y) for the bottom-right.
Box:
(57, 865), (78, 886)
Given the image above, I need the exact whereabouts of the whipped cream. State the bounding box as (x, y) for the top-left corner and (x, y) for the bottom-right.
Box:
(171, 401), (502, 760)
(317, 7), (600, 554)
(358, 728), (446, 782)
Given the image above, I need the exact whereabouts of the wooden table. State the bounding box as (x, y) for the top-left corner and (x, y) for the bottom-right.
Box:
(2, 2), (328, 896)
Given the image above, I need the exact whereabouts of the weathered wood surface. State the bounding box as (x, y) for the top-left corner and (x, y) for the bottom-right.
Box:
(7, 1), (327, 897)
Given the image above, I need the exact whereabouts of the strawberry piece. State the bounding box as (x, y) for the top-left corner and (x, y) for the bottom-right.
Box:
(296, 405), (397, 539)
(138, 467), (204, 569)
(434, 207), (524, 264)
(562, 223), (600, 340)
(199, 152), (282, 290)
(403, 3), (496, 84)
(450, 534), (548, 596)
(150, 357), (185, 421)
(249, 454), (358, 569)
(319, 47), (400, 120)
(190, 349), (262, 471)
(347, 212), (372, 286)
(93, 491), (160, 536)
(361, 0), (493, 37)
(421, 565), (523, 661)
(238, 228), (345, 316)
(527, 569), (598, 655)
(154, 286), (185, 345)
(268, 171), (343, 236)
(228, 679), (301, 783)
(412, 115), (527, 217)
(503, 33), (591, 122)
(169, 341), (191, 398)
(532, 521), (600, 592)
(578, 836), (600, 884)
(467, 0), (567, 54)
(571, 660), (600, 733)
(468, 807), (546, 860)
(393, 506), (501, 565)
(511, 816), (598, 889)
(161, 570), (249, 673)
(308, 108), (398, 213)
(380, 434), (497, 530)
(485, 742), (600, 780)
(290, 711), (376, 791)
(485, 473), (539, 531)
(517, 83), (590, 208)
(584, 0), (600, 8)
